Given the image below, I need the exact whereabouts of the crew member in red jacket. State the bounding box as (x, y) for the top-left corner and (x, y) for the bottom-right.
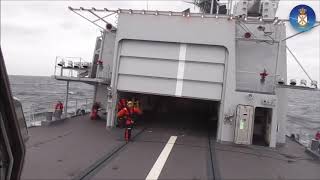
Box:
(117, 98), (127, 128)
(117, 101), (142, 142)
(117, 99), (127, 112)
(315, 131), (320, 141)
(90, 102), (100, 120)
(54, 101), (64, 120)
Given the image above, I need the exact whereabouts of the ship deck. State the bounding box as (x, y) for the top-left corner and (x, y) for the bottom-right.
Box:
(22, 114), (320, 180)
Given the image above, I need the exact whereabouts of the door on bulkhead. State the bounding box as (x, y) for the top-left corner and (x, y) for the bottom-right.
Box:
(234, 105), (254, 145)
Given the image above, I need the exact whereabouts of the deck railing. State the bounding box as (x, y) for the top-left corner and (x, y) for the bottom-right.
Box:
(26, 98), (93, 127)
(54, 56), (92, 78)
(53, 56), (112, 83)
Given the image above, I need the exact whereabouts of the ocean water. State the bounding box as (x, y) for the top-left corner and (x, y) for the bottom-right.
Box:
(8, 75), (320, 145)
(9, 75), (94, 123)
(287, 89), (320, 145)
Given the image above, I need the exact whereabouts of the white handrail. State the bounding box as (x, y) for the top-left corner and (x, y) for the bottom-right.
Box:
(28, 98), (93, 122)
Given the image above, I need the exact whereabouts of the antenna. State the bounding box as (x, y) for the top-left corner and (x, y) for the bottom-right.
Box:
(68, 6), (117, 30)
(286, 46), (313, 82)
(147, 1), (149, 10)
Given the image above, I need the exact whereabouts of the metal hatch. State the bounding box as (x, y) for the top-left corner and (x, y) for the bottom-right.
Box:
(116, 40), (226, 100)
(234, 105), (254, 145)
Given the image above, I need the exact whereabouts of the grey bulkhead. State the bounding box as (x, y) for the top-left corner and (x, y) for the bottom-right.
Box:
(223, 21), (287, 147)
(104, 13), (287, 147)
(93, 30), (116, 111)
(234, 22), (288, 146)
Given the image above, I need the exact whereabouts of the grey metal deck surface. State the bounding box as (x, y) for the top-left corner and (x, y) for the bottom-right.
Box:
(91, 114), (213, 180)
(21, 114), (319, 180)
(21, 115), (124, 179)
(214, 138), (320, 180)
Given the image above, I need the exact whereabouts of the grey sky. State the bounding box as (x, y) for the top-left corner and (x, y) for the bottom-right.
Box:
(1, 0), (319, 83)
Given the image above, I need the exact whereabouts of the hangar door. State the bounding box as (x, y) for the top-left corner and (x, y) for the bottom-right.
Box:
(117, 40), (226, 100)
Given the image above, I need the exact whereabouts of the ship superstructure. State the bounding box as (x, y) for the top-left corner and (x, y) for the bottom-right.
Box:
(53, 0), (319, 148)
(14, 1), (320, 179)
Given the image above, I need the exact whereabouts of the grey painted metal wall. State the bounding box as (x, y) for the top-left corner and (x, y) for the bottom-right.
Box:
(105, 12), (289, 147)
(118, 40), (179, 95)
(90, 37), (102, 78)
(93, 31), (116, 120)
(94, 84), (108, 111)
(235, 23), (280, 94)
(104, 12), (289, 147)
(184, 44), (225, 100)
(219, 22), (287, 147)
(101, 31), (116, 80)
(108, 13), (235, 129)
(117, 40), (226, 100)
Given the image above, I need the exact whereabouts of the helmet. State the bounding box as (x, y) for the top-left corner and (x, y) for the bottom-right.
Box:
(127, 101), (133, 106)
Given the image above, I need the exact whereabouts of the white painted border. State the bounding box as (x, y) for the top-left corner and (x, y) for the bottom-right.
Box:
(175, 43), (187, 96)
(145, 136), (177, 180)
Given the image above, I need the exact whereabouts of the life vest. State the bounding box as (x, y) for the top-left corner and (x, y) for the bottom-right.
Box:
(90, 103), (100, 120)
(55, 102), (63, 110)
(117, 108), (133, 126)
(90, 109), (98, 120)
(91, 103), (101, 111)
(315, 132), (320, 140)
(117, 99), (127, 112)
(117, 107), (141, 122)
(125, 118), (134, 126)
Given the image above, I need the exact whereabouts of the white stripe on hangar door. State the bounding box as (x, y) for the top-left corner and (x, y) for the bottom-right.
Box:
(117, 40), (226, 100)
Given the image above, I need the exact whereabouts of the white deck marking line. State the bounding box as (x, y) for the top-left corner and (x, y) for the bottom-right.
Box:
(175, 43), (187, 97)
(145, 136), (178, 180)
